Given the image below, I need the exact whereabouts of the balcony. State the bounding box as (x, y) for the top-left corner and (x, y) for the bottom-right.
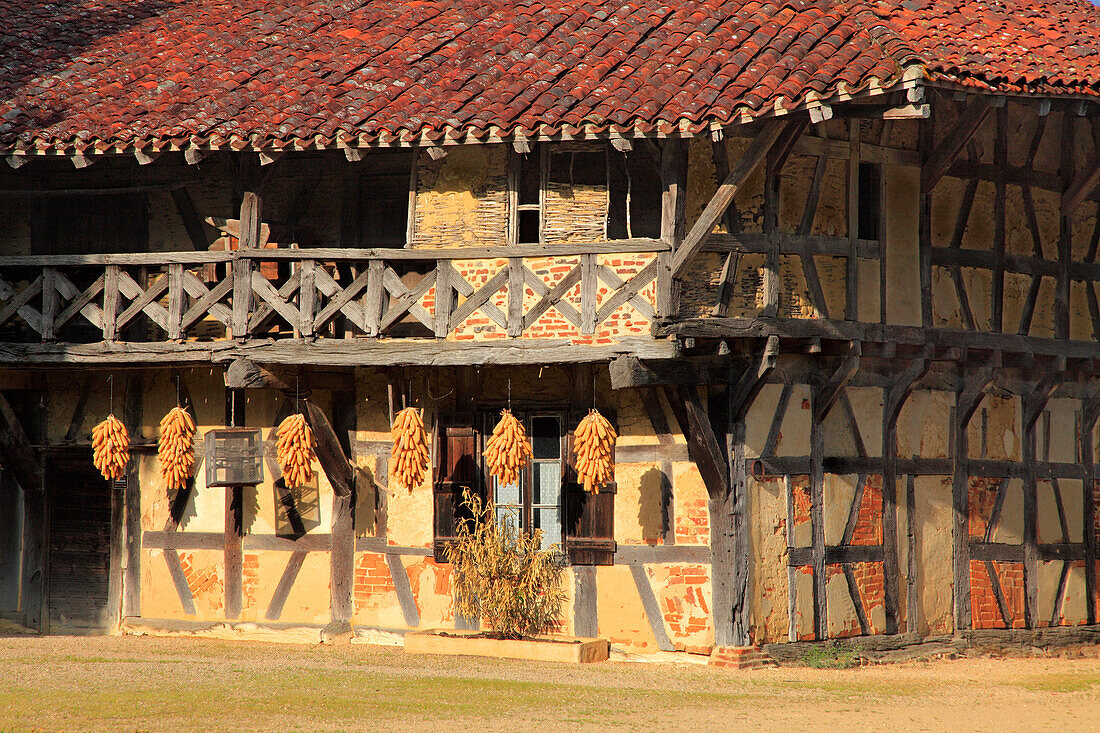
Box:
(0, 241), (676, 366)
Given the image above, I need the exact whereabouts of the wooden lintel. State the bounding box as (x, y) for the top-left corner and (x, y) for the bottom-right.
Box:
(922, 96), (994, 191)
(670, 118), (797, 277)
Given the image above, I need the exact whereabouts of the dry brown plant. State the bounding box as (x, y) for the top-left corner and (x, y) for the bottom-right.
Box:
(445, 489), (566, 640)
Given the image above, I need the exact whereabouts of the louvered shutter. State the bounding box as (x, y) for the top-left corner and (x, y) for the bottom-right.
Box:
(563, 410), (616, 565)
(432, 420), (483, 562)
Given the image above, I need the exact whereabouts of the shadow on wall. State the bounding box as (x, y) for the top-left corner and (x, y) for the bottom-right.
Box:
(638, 465), (672, 544)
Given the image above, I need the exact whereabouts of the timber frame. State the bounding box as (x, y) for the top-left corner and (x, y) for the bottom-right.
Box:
(3, 83), (1100, 645)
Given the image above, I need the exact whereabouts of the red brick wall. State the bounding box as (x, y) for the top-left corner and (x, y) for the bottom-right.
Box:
(967, 476), (1003, 539)
(242, 553), (259, 611)
(353, 552), (395, 613)
(658, 564), (711, 644)
(178, 551), (223, 611)
(675, 494), (709, 544)
(827, 562), (886, 638)
(850, 476), (883, 545)
(969, 560), (1025, 629)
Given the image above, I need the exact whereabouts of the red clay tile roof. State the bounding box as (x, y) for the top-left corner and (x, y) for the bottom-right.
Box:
(0, 0), (1096, 155)
(875, 0), (1100, 95)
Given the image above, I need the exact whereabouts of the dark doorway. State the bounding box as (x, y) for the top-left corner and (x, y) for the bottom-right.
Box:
(45, 452), (118, 634)
(0, 471), (24, 619)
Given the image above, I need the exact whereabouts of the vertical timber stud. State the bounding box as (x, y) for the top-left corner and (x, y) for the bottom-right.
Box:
(1081, 394), (1100, 625)
(122, 372), (144, 620)
(658, 139), (688, 318)
(224, 486), (243, 619)
(992, 106), (1007, 333)
(1057, 111), (1077, 340)
(328, 391), (357, 627)
(809, 385), (828, 640)
(1021, 380), (1056, 628)
(919, 117), (934, 328)
(953, 372), (991, 632)
(231, 183), (262, 339)
(847, 119), (860, 321)
(882, 356), (927, 634)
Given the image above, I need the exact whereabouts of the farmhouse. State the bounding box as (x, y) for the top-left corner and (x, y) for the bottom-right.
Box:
(1, 0), (1099, 654)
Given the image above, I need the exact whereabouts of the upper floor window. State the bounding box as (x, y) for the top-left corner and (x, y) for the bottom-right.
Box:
(508, 144), (662, 244)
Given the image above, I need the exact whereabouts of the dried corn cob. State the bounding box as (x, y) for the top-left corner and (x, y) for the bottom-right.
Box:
(483, 409), (532, 486)
(573, 409), (617, 493)
(157, 406), (196, 491)
(92, 414), (130, 482)
(390, 407), (430, 491)
(276, 413), (316, 488)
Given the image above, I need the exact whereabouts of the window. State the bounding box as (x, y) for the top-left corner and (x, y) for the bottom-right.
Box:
(489, 413), (563, 551)
(607, 150), (662, 239)
(355, 151), (414, 246)
(433, 410), (616, 565)
(857, 162), (881, 241)
(511, 146), (543, 244)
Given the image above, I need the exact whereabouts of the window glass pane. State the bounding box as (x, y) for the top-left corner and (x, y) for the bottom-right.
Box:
(531, 416), (560, 459)
(533, 507), (561, 550)
(494, 478), (522, 507)
(532, 461), (561, 506)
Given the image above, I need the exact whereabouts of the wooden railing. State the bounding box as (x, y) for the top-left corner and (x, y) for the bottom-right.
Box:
(0, 241), (667, 344)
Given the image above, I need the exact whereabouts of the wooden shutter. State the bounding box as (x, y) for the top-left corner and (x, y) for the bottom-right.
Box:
(563, 411), (617, 565)
(433, 422), (482, 562)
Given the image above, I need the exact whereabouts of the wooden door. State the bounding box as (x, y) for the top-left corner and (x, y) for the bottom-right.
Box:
(45, 454), (118, 634)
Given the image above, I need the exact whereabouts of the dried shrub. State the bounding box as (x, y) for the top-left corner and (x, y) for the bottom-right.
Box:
(445, 489), (566, 640)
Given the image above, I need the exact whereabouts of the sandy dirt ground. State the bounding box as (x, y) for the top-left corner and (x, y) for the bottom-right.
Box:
(0, 634), (1098, 732)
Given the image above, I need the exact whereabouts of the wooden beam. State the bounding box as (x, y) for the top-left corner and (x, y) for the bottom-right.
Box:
(810, 385), (827, 640)
(122, 372), (144, 619)
(670, 119), (793, 276)
(170, 188), (214, 252)
(813, 344), (860, 423)
(663, 384), (729, 498)
(302, 399), (354, 497)
(224, 486), (243, 619)
(0, 391), (43, 492)
(729, 335), (779, 422)
(1062, 154), (1100, 213)
(922, 96), (994, 191)
(951, 370), (993, 632)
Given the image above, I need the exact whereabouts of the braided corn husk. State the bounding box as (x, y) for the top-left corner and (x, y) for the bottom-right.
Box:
(483, 409), (532, 486)
(390, 407), (430, 491)
(92, 415), (130, 482)
(158, 406), (196, 490)
(573, 409), (617, 493)
(276, 413), (316, 488)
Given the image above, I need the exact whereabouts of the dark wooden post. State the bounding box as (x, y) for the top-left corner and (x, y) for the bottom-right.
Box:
(658, 139), (687, 318)
(231, 163), (262, 339)
(1082, 397), (1100, 626)
(121, 372), (144, 620)
(224, 486), (243, 619)
(809, 385), (827, 640)
(952, 373), (992, 632)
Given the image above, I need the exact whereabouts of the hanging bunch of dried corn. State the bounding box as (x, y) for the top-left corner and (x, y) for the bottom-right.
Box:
(92, 415), (130, 482)
(483, 409), (532, 486)
(573, 409), (617, 493)
(276, 413), (316, 488)
(390, 407), (430, 491)
(157, 406), (196, 491)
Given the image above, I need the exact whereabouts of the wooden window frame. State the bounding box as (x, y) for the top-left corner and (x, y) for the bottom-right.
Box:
(508, 145), (547, 246)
